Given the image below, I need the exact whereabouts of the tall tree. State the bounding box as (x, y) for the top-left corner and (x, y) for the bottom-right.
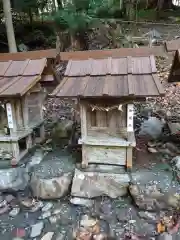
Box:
(2, 0), (17, 52)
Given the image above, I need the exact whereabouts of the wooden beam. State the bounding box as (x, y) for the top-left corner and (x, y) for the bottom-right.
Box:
(0, 46), (165, 62)
(126, 147), (133, 169)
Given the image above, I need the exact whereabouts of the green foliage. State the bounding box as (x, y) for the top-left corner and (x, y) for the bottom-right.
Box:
(13, 0), (48, 12)
(52, 0), (102, 34)
(136, 9), (156, 20)
(51, 0), (118, 35)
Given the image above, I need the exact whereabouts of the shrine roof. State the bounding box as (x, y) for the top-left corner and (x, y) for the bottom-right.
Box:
(51, 55), (164, 99)
(0, 58), (54, 97)
(168, 49), (180, 82)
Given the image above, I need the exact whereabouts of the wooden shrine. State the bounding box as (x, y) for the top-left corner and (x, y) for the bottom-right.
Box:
(0, 58), (54, 162)
(168, 49), (180, 83)
(52, 56), (164, 169)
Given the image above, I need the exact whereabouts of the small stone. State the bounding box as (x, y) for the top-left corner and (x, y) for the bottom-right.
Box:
(148, 147), (158, 153)
(158, 148), (174, 156)
(39, 211), (51, 220)
(0, 205), (9, 214)
(21, 198), (34, 208)
(147, 142), (156, 148)
(52, 208), (61, 215)
(138, 211), (157, 221)
(49, 215), (61, 224)
(41, 232), (54, 240)
(70, 197), (94, 207)
(55, 231), (66, 240)
(75, 227), (92, 240)
(93, 233), (108, 240)
(42, 202), (53, 212)
(5, 194), (15, 203)
(80, 215), (98, 228)
(30, 221), (44, 238)
(30, 201), (44, 212)
(9, 207), (20, 217)
(165, 142), (179, 153)
(0, 200), (7, 208)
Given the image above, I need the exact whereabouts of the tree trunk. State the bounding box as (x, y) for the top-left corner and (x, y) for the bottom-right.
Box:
(2, 0), (17, 53)
(71, 35), (81, 50)
(52, 0), (57, 12)
(126, 0), (136, 21)
(156, 0), (164, 19)
(28, 8), (33, 25)
(57, 0), (63, 9)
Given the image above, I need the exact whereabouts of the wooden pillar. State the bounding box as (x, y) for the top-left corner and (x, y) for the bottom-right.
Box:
(22, 96), (29, 128)
(126, 104), (134, 169)
(11, 142), (19, 159)
(6, 101), (17, 134)
(26, 134), (33, 149)
(40, 124), (45, 141)
(15, 99), (23, 128)
(80, 102), (87, 138)
(80, 102), (88, 168)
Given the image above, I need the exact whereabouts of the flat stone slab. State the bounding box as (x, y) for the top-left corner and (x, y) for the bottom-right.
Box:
(71, 168), (130, 199)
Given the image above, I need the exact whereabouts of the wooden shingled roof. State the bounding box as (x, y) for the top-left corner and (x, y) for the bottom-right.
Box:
(165, 39), (180, 53)
(0, 58), (50, 97)
(52, 55), (164, 98)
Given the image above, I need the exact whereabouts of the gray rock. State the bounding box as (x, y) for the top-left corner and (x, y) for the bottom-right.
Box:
(0, 167), (29, 191)
(172, 156), (180, 170)
(41, 232), (54, 240)
(138, 211), (157, 221)
(71, 169), (130, 198)
(157, 233), (173, 240)
(42, 202), (53, 212)
(139, 117), (164, 139)
(165, 143), (180, 154)
(26, 149), (46, 170)
(49, 215), (61, 224)
(30, 221), (44, 238)
(5, 194), (15, 203)
(52, 119), (73, 140)
(129, 183), (180, 210)
(9, 207), (20, 217)
(70, 197), (94, 207)
(39, 211), (51, 219)
(31, 172), (72, 199)
(55, 231), (66, 240)
(30, 159), (74, 199)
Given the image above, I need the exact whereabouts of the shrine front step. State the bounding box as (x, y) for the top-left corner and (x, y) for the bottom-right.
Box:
(81, 163), (126, 174)
(82, 144), (133, 169)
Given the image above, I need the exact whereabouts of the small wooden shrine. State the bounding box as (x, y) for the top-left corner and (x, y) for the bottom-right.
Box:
(168, 49), (180, 83)
(52, 55), (164, 169)
(0, 57), (54, 162)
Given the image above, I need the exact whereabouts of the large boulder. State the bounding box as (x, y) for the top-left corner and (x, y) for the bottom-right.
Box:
(30, 157), (75, 199)
(51, 119), (74, 140)
(139, 117), (164, 140)
(31, 172), (72, 199)
(129, 183), (180, 210)
(71, 168), (130, 199)
(0, 167), (29, 192)
(129, 170), (180, 210)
